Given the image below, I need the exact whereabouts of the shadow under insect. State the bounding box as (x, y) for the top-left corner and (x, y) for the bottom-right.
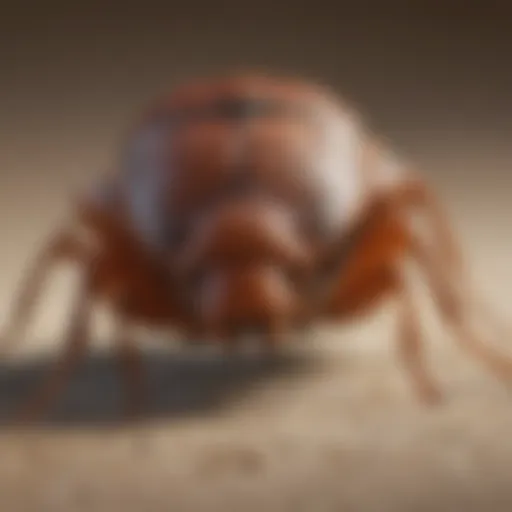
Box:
(0, 343), (321, 428)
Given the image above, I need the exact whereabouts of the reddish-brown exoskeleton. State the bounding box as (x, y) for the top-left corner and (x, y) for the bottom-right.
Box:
(2, 71), (511, 422)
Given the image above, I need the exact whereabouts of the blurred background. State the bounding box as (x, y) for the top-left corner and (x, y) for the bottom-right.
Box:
(1, 2), (511, 511)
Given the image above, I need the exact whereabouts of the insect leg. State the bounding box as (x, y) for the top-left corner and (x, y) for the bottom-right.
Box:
(410, 235), (512, 383)
(112, 316), (146, 420)
(384, 177), (467, 292)
(377, 177), (512, 380)
(0, 230), (87, 357)
(395, 179), (512, 359)
(394, 267), (443, 404)
(12, 266), (93, 423)
(316, 200), (445, 403)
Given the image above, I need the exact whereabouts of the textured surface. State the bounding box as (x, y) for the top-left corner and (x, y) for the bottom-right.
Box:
(0, 180), (511, 511)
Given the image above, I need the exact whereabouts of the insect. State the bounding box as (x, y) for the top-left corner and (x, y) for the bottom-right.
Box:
(2, 71), (511, 422)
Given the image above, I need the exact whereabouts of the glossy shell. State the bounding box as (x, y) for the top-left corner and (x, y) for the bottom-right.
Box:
(105, 72), (409, 254)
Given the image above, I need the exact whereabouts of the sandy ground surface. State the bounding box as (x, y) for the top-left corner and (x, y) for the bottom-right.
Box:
(0, 174), (511, 512)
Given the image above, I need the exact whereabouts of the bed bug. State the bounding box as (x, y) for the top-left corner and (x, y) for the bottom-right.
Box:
(2, 71), (511, 422)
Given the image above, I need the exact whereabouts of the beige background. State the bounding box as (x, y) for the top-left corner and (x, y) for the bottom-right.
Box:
(1, 3), (512, 511)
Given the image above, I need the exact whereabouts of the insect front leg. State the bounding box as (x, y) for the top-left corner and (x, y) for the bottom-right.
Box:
(0, 230), (88, 358)
(394, 267), (444, 404)
(12, 267), (93, 423)
(409, 235), (512, 384)
(315, 197), (445, 403)
(380, 177), (466, 291)
(317, 189), (512, 403)
(384, 178), (512, 384)
(111, 315), (146, 420)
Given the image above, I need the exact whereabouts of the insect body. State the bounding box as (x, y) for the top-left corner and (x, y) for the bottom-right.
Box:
(2, 72), (511, 421)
